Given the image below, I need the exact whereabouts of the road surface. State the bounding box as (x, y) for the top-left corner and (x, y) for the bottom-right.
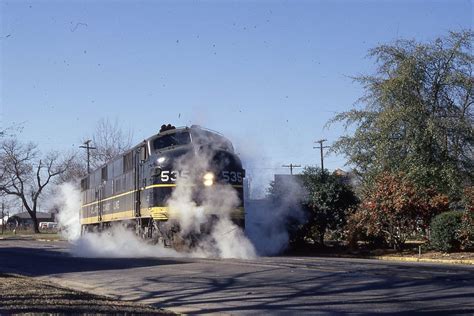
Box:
(1, 239), (473, 315)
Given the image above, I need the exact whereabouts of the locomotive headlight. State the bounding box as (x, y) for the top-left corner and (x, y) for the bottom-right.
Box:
(157, 157), (166, 164)
(203, 172), (214, 186)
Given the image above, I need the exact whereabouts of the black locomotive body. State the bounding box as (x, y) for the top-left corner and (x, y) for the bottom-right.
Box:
(79, 125), (245, 245)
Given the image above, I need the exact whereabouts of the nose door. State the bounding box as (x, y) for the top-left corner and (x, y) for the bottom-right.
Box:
(134, 145), (148, 218)
(97, 185), (103, 222)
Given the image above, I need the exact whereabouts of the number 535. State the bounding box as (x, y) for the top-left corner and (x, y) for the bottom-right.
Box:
(221, 171), (243, 183)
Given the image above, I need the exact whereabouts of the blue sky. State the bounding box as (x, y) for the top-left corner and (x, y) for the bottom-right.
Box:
(1, 0), (472, 195)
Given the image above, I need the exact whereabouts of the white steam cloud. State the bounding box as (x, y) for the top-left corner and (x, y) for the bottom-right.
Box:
(245, 175), (306, 255)
(53, 139), (304, 259)
(230, 134), (308, 255)
(55, 182), (82, 241)
(167, 151), (256, 259)
(71, 225), (181, 258)
(54, 150), (256, 259)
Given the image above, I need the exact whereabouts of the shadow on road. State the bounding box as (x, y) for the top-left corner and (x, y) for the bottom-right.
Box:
(0, 246), (187, 276)
(136, 260), (474, 314)
(1, 242), (473, 314)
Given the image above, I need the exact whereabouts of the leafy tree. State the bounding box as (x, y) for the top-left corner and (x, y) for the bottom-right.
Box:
(349, 172), (448, 249)
(346, 205), (387, 249)
(0, 138), (73, 233)
(328, 31), (473, 199)
(300, 167), (359, 246)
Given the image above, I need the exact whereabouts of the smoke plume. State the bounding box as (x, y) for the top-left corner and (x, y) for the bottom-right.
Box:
(167, 150), (256, 259)
(71, 225), (181, 258)
(55, 182), (82, 241)
(245, 175), (306, 255)
(54, 134), (304, 259)
(51, 182), (177, 258)
(54, 149), (256, 259)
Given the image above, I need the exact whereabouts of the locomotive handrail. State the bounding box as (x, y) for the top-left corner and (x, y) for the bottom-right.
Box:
(189, 125), (224, 136)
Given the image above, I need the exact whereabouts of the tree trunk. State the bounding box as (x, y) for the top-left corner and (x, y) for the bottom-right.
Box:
(31, 215), (40, 233)
(319, 230), (325, 246)
(22, 199), (40, 234)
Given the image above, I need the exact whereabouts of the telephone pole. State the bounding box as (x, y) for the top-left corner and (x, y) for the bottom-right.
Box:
(313, 139), (329, 171)
(282, 163), (301, 175)
(80, 140), (96, 174)
(1, 202), (4, 235)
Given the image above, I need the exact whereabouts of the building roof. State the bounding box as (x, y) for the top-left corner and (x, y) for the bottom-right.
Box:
(9, 212), (53, 220)
(334, 168), (348, 176)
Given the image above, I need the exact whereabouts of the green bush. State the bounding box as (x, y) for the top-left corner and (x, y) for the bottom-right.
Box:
(458, 210), (474, 250)
(458, 187), (474, 250)
(430, 211), (463, 252)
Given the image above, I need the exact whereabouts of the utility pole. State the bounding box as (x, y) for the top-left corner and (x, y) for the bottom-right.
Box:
(282, 163), (301, 175)
(313, 139), (329, 171)
(1, 202), (4, 235)
(80, 140), (96, 174)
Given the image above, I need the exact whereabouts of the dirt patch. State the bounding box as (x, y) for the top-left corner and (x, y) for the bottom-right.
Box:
(0, 273), (174, 315)
(287, 243), (474, 264)
(381, 250), (474, 260)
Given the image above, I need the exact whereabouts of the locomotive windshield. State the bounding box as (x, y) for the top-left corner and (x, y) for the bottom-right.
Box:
(153, 131), (191, 150)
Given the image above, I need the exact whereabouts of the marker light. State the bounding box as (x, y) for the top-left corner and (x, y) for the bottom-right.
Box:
(157, 157), (166, 164)
(203, 172), (214, 186)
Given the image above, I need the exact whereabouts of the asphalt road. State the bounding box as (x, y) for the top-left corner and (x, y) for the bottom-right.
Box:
(0, 239), (473, 315)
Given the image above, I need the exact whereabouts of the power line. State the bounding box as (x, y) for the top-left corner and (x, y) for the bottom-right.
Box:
(79, 140), (96, 174)
(313, 139), (330, 171)
(281, 163), (301, 175)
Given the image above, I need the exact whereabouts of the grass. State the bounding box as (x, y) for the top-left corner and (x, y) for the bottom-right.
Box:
(0, 229), (62, 240)
(287, 240), (474, 263)
(0, 273), (174, 315)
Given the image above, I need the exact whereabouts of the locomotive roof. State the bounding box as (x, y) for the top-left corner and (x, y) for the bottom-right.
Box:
(149, 125), (223, 139)
(81, 125), (229, 179)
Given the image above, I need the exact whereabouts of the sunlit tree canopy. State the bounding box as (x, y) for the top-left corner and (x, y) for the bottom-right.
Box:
(329, 31), (473, 199)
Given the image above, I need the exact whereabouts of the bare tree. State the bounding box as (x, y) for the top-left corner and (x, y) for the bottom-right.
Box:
(0, 195), (16, 234)
(56, 154), (87, 184)
(0, 123), (23, 139)
(86, 118), (133, 169)
(0, 138), (73, 233)
(57, 118), (132, 184)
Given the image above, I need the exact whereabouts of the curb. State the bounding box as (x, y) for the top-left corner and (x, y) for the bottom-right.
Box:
(0, 236), (62, 242)
(373, 255), (474, 265)
(306, 253), (474, 266)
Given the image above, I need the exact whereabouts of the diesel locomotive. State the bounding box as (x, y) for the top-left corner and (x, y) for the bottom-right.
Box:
(79, 125), (245, 247)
